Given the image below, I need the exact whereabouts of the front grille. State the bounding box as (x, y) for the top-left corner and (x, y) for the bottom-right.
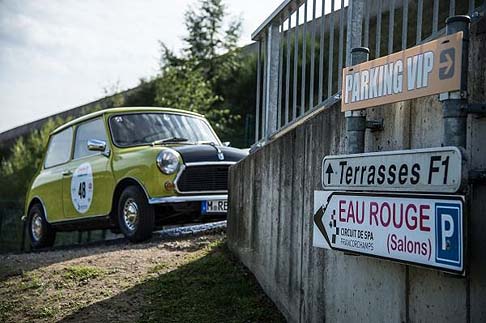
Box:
(176, 165), (229, 193)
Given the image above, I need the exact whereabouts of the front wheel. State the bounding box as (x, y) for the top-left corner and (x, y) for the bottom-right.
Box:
(28, 204), (56, 249)
(117, 185), (154, 242)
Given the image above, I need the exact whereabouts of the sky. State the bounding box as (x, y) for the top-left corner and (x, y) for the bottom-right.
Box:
(0, 0), (283, 133)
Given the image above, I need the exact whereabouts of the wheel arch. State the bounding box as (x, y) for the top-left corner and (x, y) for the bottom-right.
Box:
(26, 196), (48, 222)
(110, 177), (150, 222)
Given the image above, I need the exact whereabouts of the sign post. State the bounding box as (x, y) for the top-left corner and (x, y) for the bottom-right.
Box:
(345, 47), (369, 154)
(313, 26), (469, 275)
(442, 16), (470, 150)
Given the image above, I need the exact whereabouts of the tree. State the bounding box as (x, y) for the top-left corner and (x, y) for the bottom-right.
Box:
(155, 0), (243, 141)
(0, 117), (67, 206)
(181, 0), (241, 82)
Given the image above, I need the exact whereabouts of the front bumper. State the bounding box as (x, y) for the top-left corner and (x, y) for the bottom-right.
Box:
(148, 194), (228, 205)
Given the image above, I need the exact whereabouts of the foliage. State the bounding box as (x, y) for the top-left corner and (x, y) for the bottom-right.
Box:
(0, 0), (256, 209)
(63, 265), (105, 283)
(155, 0), (246, 141)
(0, 117), (67, 206)
(124, 78), (157, 107)
(141, 241), (285, 323)
(0, 104), (104, 206)
(155, 62), (238, 136)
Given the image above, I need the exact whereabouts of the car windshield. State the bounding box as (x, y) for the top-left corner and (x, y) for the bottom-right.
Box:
(109, 113), (220, 147)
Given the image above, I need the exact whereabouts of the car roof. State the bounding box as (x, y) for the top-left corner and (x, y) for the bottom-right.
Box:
(51, 107), (204, 135)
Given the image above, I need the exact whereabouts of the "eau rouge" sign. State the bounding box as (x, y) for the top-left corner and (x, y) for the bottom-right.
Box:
(313, 191), (464, 274)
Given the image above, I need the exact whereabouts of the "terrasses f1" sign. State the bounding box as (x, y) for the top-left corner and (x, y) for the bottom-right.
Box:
(322, 147), (463, 193)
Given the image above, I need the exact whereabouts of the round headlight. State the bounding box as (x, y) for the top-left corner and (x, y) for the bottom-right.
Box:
(156, 149), (180, 174)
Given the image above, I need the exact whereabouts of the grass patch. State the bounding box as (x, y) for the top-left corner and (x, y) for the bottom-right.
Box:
(149, 262), (170, 273)
(20, 272), (43, 290)
(64, 265), (105, 283)
(141, 241), (285, 323)
(38, 305), (57, 319)
(0, 301), (14, 321)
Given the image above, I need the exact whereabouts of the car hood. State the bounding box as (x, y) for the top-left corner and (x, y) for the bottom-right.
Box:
(172, 144), (248, 163)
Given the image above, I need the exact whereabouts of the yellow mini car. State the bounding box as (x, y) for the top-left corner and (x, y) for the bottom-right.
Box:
(24, 107), (247, 248)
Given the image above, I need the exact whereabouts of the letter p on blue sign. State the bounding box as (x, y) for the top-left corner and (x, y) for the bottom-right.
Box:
(435, 203), (462, 269)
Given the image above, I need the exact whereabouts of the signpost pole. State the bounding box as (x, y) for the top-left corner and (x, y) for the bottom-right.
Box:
(442, 16), (470, 149)
(345, 47), (369, 154)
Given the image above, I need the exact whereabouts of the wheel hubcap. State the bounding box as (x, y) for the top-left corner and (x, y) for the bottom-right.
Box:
(123, 198), (139, 232)
(31, 213), (43, 241)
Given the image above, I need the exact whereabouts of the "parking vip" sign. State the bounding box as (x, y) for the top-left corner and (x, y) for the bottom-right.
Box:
(341, 32), (463, 111)
(313, 191), (464, 274)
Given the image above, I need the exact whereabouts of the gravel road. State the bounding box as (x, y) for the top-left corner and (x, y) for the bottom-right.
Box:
(0, 223), (227, 322)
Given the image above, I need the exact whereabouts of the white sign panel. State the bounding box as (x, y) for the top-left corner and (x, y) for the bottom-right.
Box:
(322, 147), (462, 193)
(313, 191), (464, 274)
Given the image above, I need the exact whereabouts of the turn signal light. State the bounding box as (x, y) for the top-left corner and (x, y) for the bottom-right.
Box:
(164, 181), (175, 191)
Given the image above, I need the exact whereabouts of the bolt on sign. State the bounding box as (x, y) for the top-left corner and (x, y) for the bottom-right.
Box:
(342, 32), (463, 112)
(322, 147), (463, 193)
(313, 191), (464, 274)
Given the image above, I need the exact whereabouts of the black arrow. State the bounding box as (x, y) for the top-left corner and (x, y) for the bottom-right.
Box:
(313, 205), (331, 247)
(325, 163), (334, 184)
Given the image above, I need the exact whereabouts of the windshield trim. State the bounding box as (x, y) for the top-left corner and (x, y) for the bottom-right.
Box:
(107, 112), (221, 148)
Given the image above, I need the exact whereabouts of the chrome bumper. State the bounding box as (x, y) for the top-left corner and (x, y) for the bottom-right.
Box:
(148, 194), (228, 205)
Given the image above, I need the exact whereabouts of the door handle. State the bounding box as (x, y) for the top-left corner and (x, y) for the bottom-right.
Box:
(62, 170), (72, 176)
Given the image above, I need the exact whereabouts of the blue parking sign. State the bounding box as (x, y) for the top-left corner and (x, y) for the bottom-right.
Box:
(435, 203), (462, 268)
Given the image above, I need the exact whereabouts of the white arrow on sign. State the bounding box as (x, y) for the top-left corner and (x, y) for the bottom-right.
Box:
(313, 191), (464, 274)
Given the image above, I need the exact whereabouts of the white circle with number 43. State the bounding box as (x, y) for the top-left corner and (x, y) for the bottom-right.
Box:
(71, 162), (94, 213)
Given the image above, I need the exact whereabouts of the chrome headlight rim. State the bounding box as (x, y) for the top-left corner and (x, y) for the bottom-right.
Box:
(156, 149), (180, 175)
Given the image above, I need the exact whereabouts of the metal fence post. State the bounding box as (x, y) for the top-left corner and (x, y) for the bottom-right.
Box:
(442, 15), (470, 149)
(344, 0), (366, 154)
(345, 47), (369, 154)
(345, 0), (365, 67)
(264, 22), (281, 139)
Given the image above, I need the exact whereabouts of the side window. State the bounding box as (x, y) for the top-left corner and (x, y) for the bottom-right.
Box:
(44, 127), (73, 168)
(74, 118), (108, 159)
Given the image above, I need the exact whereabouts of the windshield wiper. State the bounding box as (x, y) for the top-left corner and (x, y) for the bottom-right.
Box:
(151, 137), (189, 145)
(197, 141), (217, 146)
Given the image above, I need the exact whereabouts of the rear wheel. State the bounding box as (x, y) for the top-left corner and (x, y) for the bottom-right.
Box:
(28, 204), (56, 249)
(117, 185), (154, 242)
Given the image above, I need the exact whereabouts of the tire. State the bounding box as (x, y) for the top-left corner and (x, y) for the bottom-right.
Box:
(28, 203), (56, 249)
(117, 185), (154, 242)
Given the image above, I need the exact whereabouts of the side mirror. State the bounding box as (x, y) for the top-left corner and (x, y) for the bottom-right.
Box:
(87, 139), (106, 152)
(223, 141), (231, 147)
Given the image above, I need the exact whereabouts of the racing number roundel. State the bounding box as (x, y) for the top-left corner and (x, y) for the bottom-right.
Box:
(71, 163), (94, 213)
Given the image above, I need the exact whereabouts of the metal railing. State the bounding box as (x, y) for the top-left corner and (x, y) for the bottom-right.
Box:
(252, 0), (484, 147)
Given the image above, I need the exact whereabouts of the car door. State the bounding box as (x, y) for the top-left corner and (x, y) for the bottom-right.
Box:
(62, 118), (116, 219)
(38, 127), (74, 223)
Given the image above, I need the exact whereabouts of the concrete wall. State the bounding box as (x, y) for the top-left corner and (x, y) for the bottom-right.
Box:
(227, 16), (486, 323)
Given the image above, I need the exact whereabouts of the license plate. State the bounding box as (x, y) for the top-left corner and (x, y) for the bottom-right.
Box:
(201, 199), (228, 214)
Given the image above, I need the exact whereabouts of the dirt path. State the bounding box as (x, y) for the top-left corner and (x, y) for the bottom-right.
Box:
(0, 232), (225, 322)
